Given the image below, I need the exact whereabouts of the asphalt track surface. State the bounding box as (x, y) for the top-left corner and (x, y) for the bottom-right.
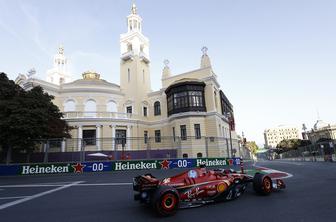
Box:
(0, 160), (336, 222)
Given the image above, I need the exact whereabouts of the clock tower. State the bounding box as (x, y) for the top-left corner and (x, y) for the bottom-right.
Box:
(120, 3), (151, 114)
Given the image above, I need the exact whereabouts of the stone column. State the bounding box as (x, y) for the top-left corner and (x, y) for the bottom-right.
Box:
(96, 125), (101, 151)
(77, 125), (82, 151)
(127, 125), (131, 150)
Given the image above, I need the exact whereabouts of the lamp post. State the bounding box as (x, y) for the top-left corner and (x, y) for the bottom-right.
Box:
(226, 112), (233, 158)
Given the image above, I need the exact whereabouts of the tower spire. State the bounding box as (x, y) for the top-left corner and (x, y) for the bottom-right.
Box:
(131, 3), (137, 14)
(162, 59), (171, 79)
(59, 44), (64, 55)
(200, 46), (212, 68)
(46, 45), (72, 85)
(126, 3), (142, 33)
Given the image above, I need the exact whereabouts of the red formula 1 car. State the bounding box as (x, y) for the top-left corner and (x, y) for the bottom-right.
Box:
(133, 166), (286, 216)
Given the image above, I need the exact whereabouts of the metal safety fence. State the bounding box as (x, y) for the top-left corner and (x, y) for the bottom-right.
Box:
(0, 136), (252, 164)
(280, 140), (335, 162)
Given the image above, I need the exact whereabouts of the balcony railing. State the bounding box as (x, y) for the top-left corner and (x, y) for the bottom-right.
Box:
(62, 112), (137, 119)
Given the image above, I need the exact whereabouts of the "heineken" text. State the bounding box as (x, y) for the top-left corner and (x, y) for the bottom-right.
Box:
(197, 159), (227, 167)
(21, 165), (69, 175)
(114, 161), (157, 170)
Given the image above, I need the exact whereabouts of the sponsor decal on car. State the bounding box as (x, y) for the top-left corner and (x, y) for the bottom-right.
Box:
(185, 187), (204, 198)
(188, 170), (198, 178)
(217, 182), (226, 193)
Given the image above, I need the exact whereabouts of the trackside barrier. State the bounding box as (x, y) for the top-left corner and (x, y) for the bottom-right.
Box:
(0, 157), (242, 176)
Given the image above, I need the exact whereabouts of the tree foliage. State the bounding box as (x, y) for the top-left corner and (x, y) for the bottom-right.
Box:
(275, 139), (311, 154)
(245, 141), (259, 154)
(0, 73), (71, 154)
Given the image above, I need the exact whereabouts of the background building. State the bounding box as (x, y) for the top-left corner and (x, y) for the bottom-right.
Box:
(15, 4), (239, 159)
(306, 120), (336, 143)
(264, 125), (301, 148)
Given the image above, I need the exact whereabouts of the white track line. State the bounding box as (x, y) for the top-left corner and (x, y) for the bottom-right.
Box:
(0, 196), (29, 200)
(76, 182), (132, 186)
(0, 181), (83, 210)
(0, 182), (132, 188)
(0, 184), (64, 188)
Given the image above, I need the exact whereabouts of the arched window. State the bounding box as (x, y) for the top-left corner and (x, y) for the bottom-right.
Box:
(127, 44), (132, 52)
(85, 99), (96, 117)
(107, 101), (117, 112)
(154, 101), (161, 116)
(182, 153), (188, 158)
(197, 152), (203, 158)
(64, 100), (75, 112)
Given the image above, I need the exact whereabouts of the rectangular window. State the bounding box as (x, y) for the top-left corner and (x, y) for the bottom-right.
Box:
(155, 130), (161, 143)
(126, 106), (132, 114)
(144, 131), (148, 144)
(115, 129), (126, 146)
(143, 107), (147, 117)
(83, 129), (96, 145)
(180, 125), (187, 140)
(194, 124), (201, 139)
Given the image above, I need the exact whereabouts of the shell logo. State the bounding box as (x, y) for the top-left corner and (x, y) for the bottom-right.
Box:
(217, 182), (226, 193)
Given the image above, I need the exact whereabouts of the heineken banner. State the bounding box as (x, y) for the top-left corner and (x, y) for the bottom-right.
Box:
(0, 157), (241, 176)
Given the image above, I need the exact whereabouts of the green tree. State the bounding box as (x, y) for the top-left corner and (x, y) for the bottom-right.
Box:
(0, 73), (71, 163)
(245, 141), (259, 154)
(276, 139), (311, 154)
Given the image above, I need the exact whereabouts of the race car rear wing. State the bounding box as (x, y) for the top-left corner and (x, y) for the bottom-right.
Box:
(133, 174), (159, 192)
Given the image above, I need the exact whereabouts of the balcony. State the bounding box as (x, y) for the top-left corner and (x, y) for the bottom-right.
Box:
(121, 51), (134, 61)
(62, 112), (137, 119)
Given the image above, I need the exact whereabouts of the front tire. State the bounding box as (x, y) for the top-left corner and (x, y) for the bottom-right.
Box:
(253, 173), (272, 195)
(152, 186), (179, 216)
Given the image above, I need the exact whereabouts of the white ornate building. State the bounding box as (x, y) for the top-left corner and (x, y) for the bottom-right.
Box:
(15, 4), (238, 158)
(306, 120), (336, 143)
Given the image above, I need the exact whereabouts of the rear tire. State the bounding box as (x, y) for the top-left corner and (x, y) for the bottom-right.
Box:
(152, 186), (179, 216)
(253, 173), (272, 195)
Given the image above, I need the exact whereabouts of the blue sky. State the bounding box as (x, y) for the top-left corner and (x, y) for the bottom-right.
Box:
(1, 0), (335, 145)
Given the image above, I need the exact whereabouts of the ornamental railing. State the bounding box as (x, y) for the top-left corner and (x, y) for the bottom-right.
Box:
(62, 111), (137, 119)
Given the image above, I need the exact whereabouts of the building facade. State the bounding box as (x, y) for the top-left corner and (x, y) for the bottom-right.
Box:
(264, 125), (301, 148)
(15, 4), (238, 158)
(306, 120), (336, 144)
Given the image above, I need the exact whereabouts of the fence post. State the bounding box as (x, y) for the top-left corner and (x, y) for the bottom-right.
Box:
(205, 137), (209, 158)
(6, 146), (12, 165)
(43, 140), (49, 163)
(80, 139), (84, 162)
(113, 138), (117, 160)
(146, 137), (151, 159)
(226, 138), (230, 158)
(61, 138), (66, 152)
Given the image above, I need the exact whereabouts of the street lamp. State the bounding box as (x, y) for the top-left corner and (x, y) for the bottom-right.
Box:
(226, 112), (233, 158)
